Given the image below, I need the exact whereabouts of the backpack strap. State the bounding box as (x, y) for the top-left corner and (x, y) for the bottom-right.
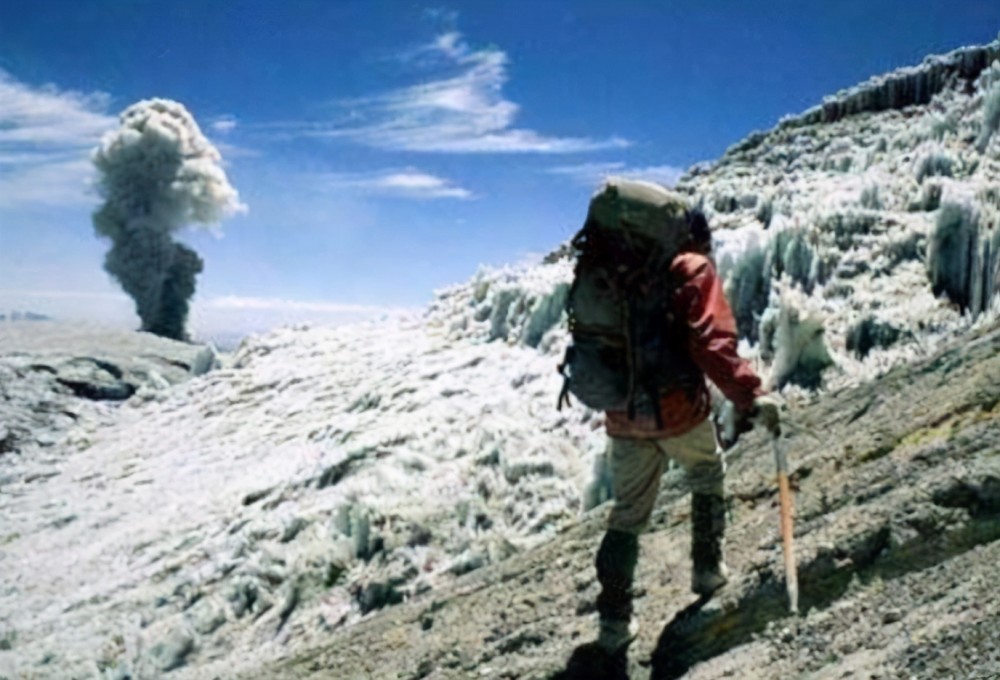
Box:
(624, 295), (667, 429)
(624, 297), (638, 421)
(643, 378), (665, 429)
(556, 346), (575, 411)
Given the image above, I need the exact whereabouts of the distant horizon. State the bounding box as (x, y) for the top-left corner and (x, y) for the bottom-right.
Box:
(0, 304), (396, 351)
(0, 306), (248, 351)
(3, 1), (1000, 338)
(0, 293), (424, 350)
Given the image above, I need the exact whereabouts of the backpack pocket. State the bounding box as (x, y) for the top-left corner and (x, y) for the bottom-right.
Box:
(563, 335), (630, 411)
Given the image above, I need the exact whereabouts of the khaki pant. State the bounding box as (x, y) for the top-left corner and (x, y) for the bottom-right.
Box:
(606, 419), (724, 533)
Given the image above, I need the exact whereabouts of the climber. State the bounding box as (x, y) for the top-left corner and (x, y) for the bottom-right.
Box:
(556, 178), (781, 654)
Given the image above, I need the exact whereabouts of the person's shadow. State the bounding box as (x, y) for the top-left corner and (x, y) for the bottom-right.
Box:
(550, 596), (711, 680)
(646, 595), (712, 679)
(549, 641), (630, 680)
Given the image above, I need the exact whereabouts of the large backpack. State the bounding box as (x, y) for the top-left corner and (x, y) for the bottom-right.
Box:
(557, 178), (700, 426)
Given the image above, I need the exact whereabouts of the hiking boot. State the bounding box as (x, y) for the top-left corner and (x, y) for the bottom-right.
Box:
(595, 529), (639, 620)
(596, 617), (639, 654)
(691, 492), (728, 596)
(692, 560), (729, 596)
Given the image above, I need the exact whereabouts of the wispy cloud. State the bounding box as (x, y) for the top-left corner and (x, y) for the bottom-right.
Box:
(547, 161), (686, 188)
(190, 295), (421, 339)
(205, 295), (412, 315)
(205, 116), (262, 160)
(213, 141), (262, 162)
(547, 161), (627, 183)
(269, 32), (629, 154)
(0, 70), (116, 208)
(0, 287), (135, 327)
(0, 159), (97, 208)
(0, 288), (124, 301)
(316, 168), (473, 199)
(0, 289), (415, 335)
(210, 115), (238, 134)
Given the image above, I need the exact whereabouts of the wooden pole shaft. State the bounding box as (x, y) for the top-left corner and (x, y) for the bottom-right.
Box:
(778, 471), (799, 614)
(773, 438), (799, 614)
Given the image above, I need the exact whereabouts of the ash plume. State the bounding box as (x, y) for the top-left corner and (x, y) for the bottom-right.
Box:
(92, 99), (245, 340)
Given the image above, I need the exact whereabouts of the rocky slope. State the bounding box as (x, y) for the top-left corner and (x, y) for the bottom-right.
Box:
(242, 319), (1000, 680)
(1, 38), (1000, 680)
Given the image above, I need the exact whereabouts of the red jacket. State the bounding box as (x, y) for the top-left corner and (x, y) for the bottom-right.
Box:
(605, 251), (763, 439)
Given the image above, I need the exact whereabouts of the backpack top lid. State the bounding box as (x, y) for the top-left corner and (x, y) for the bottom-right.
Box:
(586, 177), (691, 250)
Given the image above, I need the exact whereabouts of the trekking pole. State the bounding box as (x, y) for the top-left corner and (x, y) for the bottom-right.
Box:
(772, 433), (799, 615)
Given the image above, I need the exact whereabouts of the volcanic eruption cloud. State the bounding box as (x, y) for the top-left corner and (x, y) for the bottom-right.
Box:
(92, 99), (245, 341)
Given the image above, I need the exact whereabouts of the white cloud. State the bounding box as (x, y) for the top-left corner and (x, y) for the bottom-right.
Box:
(547, 161), (687, 188)
(0, 71), (113, 145)
(213, 141), (261, 160)
(210, 115), (238, 134)
(274, 33), (629, 153)
(192, 295), (419, 341)
(627, 165), (687, 187)
(317, 168), (473, 199)
(0, 287), (136, 329)
(0, 158), (99, 208)
(0, 70), (116, 208)
(0, 288), (124, 302)
(0, 288), (418, 340)
(204, 295), (412, 315)
(547, 161), (627, 183)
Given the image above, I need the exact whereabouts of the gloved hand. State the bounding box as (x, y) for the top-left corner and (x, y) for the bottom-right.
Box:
(715, 400), (752, 450)
(751, 395), (782, 435)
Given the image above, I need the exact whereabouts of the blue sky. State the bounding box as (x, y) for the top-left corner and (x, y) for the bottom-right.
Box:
(2, 1), (999, 340)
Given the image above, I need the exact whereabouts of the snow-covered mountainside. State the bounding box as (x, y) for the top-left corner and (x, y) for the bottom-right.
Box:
(672, 39), (1000, 390)
(0, 287), (596, 678)
(1, 38), (999, 679)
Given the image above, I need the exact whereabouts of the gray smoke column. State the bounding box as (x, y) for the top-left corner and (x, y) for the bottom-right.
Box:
(92, 99), (245, 340)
